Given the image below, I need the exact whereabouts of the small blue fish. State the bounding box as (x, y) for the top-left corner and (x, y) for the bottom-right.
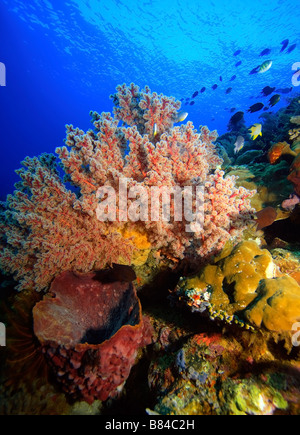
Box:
(228, 111), (244, 129)
(260, 48), (271, 56)
(287, 43), (297, 53)
(230, 75), (236, 81)
(192, 91), (198, 98)
(226, 87), (232, 94)
(200, 87), (206, 93)
(260, 86), (275, 96)
(276, 87), (292, 94)
(235, 60), (242, 67)
(219, 76), (223, 82)
(247, 102), (264, 113)
(234, 50), (241, 56)
(212, 84), (218, 90)
(269, 94), (280, 107)
(280, 39), (289, 52)
(249, 66), (260, 75)
(190, 101), (195, 105)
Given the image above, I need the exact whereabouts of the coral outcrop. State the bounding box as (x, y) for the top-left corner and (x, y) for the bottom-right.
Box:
(33, 271), (152, 403)
(263, 110), (300, 209)
(148, 332), (294, 415)
(175, 241), (300, 336)
(288, 155), (300, 197)
(268, 141), (297, 164)
(0, 83), (254, 291)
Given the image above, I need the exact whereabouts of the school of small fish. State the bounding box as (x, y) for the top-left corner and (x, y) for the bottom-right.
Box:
(178, 38), (297, 144)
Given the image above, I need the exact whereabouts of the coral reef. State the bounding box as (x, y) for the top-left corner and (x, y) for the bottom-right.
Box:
(144, 251), (300, 416)
(217, 98), (300, 218)
(0, 281), (70, 415)
(1, 85), (300, 415)
(147, 331), (298, 415)
(288, 155), (300, 197)
(174, 241), (300, 338)
(271, 247), (300, 285)
(33, 270), (152, 403)
(289, 128), (300, 142)
(291, 116), (300, 125)
(224, 127), (300, 220)
(0, 379), (71, 415)
(263, 205), (300, 246)
(256, 206), (277, 230)
(220, 378), (288, 415)
(226, 163), (292, 212)
(0, 84), (254, 292)
(268, 142), (297, 164)
(2, 289), (48, 383)
(217, 95), (300, 168)
(282, 193), (300, 210)
(263, 107), (300, 208)
(243, 275), (300, 331)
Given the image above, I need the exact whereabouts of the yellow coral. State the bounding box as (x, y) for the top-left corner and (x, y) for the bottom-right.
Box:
(117, 226), (151, 266)
(186, 241), (275, 313)
(219, 241), (275, 308)
(179, 241), (300, 333)
(289, 128), (300, 142)
(244, 276), (300, 331)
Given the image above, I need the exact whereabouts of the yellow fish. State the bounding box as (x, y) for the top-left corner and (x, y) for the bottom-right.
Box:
(248, 123), (262, 140)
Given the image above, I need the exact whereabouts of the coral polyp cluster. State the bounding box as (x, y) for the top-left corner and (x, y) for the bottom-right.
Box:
(0, 83), (254, 292)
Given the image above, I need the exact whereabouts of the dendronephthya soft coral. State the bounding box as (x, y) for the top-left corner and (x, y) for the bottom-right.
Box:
(0, 83), (255, 292)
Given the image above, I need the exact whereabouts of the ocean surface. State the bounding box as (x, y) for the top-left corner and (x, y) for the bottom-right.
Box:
(1, 0), (300, 199)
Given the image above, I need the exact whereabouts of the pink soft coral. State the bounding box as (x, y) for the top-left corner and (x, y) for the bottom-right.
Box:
(0, 84), (255, 292)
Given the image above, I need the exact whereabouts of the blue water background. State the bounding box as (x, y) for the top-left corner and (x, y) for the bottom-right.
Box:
(1, 0), (300, 199)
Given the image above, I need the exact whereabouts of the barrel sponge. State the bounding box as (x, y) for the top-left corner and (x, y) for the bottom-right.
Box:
(244, 275), (300, 331)
(33, 271), (152, 403)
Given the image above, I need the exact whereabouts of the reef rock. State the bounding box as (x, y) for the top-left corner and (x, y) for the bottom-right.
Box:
(148, 332), (292, 415)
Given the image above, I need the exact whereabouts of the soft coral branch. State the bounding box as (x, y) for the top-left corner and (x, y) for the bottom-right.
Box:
(0, 83), (255, 292)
